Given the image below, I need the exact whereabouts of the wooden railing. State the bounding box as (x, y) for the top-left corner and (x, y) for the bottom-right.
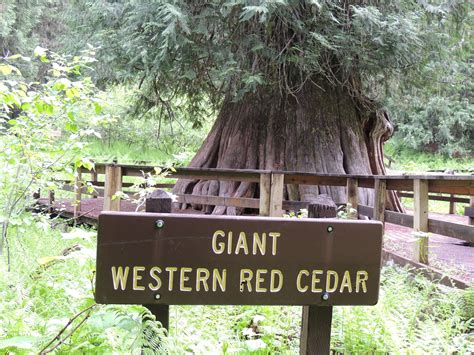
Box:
(40, 162), (473, 286)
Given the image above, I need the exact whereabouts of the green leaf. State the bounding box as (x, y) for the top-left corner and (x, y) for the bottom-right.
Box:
(65, 122), (78, 132)
(93, 102), (103, 114)
(53, 78), (71, 91)
(0, 64), (13, 75)
(66, 87), (80, 98)
(44, 103), (54, 115)
(21, 102), (31, 110)
(67, 111), (75, 120)
(0, 336), (39, 350)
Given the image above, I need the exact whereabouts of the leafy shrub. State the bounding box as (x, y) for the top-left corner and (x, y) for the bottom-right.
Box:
(0, 47), (106, 261)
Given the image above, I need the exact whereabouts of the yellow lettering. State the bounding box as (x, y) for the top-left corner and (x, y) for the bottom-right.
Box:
(165, 267), (178, 291)
(132, 266), (145, 291)
(111, 266), (129, 291)
(356, 270), (368, 293)
(196, 268), (210, 292)
(339, 271), (353, 293)
(212, 268), (227, 292)
(255, 269), (267, 292)
(270, 269), (283, 292)
(311, 270), (323, 293)
(227, 232), (233, 254)
(212, 230), (225, 254)
(325, 270), (339, 293)
(252, 232), (266, 255)
(240, 269), (253, 292)
(269, 232), (280, 255)
(296, 270), (309, 292)
(180, 267), (192, 292)
(149, 267), (162, 291)
(235, 232), (249, 255)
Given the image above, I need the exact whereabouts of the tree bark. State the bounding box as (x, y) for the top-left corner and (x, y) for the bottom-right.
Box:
(173, 81), (403, 214)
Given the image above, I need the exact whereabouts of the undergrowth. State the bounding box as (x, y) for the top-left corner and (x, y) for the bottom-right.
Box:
(0, 217), (472, 353)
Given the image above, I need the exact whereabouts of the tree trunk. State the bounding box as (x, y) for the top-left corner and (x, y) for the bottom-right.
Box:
(173, 81), (404, 215)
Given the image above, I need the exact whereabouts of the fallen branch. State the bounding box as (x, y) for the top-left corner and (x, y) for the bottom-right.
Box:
(39, 303), (97, 354)
(51, 207), (96, 226)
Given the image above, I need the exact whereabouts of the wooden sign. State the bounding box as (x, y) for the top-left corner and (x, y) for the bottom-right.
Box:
(95, 212), (383, 306)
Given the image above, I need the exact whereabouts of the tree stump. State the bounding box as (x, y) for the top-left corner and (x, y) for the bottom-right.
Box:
(308, 194), (337, 218)
(145, 189), (172, 214)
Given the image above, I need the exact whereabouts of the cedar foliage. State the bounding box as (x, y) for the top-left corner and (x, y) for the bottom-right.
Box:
(2, 0), (471, 154)
(58, 0), (472, 155)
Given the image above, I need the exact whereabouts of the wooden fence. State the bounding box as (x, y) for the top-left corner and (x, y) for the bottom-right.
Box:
(41, 162), (473, 287)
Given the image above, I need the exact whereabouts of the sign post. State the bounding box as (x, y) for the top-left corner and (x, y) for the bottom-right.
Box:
(144, 190), (172, 330)
(95, 211), (383, 352)
(300, 201), (336, 354)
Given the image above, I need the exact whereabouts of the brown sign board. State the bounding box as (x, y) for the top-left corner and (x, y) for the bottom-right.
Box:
(95, 212), (383, 306)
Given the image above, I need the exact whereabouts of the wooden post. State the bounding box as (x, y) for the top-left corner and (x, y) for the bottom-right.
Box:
(73, 169), (82, 217)
(414, 179), (429, 232)
(414, 179), (429, 264)
(269, 173), (284, 217)
(103, 165), (122, 211)
(300, 306), (332, 355)
(414, 232), (429, 264)
(33, 188), (41, 200)
(48, 190), (55, 214)
(91, 170), (98, 199)
(469, 196), (474, 226)
(346, 178), (358, 219)
(300, 202), (333, 354)
(448, 194), (455, 215)
(145, 189), (170, 330)
(373, 179), (386, 227)
(259, 173), (271, 216)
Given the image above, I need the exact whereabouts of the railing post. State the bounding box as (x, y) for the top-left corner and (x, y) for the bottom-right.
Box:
(269, 173), (284, 217)
(91, 170), (98, 199)
(414, 179), (429, 232)
(448, 194), (455, 215)
(414, 179), (429, 264)
(346, 178), (358, 219)
(259, 173), (271, 216)
(103, 164), (122, 211)
(73, 168), (82, 217)
(373, 179), (386, 228)
(469, 196), (474, 226)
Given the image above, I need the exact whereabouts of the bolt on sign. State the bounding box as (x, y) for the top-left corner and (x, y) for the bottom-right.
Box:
(95, 212), (383, 306)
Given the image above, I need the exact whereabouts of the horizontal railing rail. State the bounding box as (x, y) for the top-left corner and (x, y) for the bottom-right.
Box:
(79, 163), (474, 194)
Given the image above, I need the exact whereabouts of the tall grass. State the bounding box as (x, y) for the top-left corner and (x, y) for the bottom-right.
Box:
(84, 140), (173, 165)
(384, 141), (473, 172)
(0, 217), (472, 353)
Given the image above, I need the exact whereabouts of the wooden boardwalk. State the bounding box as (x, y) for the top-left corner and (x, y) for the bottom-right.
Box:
(37, 197), (473, 286)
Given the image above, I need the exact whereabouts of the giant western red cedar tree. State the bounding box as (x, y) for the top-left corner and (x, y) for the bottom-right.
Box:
(113, 0), (458, 214)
